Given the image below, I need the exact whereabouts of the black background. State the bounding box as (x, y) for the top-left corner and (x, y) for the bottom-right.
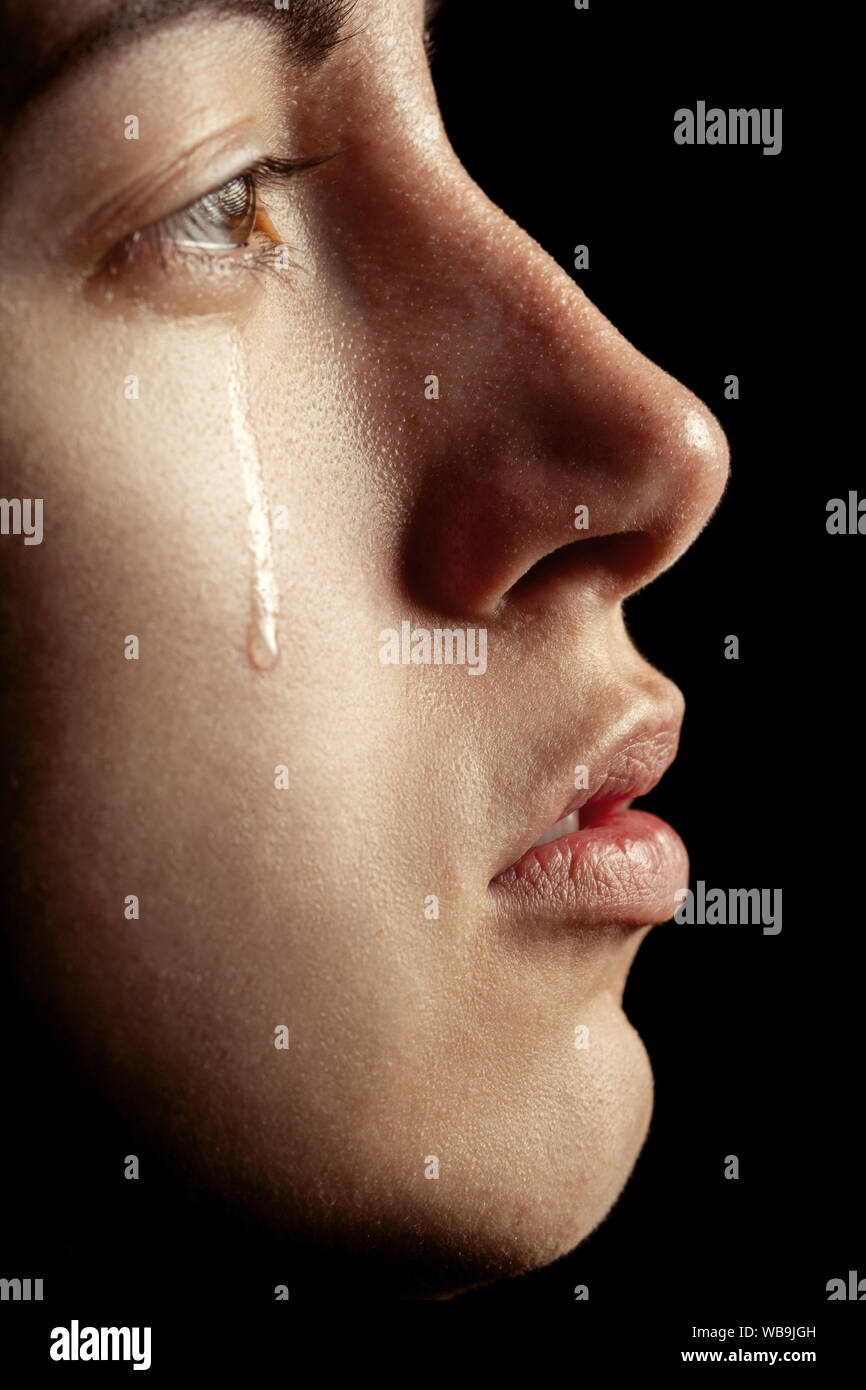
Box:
(1, 0), (859, 1372)
(430, 0), (856, 1348)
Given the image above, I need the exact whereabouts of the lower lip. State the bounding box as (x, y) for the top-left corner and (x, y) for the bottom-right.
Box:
(490, 806), (688, 930)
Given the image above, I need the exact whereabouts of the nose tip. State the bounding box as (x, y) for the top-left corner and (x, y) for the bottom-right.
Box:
(656, 391), (733, 575)
(577, 305), (733, 589)
(642, 389), (730, 583)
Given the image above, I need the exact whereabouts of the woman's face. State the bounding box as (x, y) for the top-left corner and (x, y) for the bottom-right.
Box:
(0, 0), (728, 1293)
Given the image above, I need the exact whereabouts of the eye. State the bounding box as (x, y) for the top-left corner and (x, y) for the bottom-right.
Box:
(99, 153), (333, 292)
(112, 170), (260, 275)
(168, 172), (257, 250)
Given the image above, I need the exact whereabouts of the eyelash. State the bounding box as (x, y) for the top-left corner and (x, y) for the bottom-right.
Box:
(109, 154), (331, 280)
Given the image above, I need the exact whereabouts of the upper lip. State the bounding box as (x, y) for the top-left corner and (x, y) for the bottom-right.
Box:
(491, 700), (684, 880)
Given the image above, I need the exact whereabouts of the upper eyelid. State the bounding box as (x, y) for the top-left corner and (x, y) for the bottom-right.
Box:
(74, 123), (266, 256)
(147, 152), (336, 236)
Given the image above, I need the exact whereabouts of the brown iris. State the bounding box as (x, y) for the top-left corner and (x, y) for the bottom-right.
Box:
(171, 173), (257, 248)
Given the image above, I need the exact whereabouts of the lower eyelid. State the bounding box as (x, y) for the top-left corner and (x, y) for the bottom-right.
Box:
(97, 226), (295, 311)
(106, 188), (275, 274)
(154, 229), (276, 275)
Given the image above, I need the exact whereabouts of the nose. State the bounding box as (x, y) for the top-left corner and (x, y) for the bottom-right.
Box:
(396, 172), (730, 619)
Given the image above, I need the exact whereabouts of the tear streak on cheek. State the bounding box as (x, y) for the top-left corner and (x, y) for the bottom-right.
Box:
(228, 333), (280, 671)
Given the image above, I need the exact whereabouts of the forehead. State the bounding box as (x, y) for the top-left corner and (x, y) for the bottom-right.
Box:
(0, 0), (387, 129)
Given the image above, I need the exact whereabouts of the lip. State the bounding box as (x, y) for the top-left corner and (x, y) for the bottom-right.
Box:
(489, 715), (688, 931)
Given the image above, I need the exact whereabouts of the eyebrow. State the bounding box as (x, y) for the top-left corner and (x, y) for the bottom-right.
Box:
(1, 0), (360, 127)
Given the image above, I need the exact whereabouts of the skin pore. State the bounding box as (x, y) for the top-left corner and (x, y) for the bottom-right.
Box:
(0, 0), (728, 1296)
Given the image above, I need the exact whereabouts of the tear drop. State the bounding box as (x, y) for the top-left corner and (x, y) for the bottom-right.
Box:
(227, 336), (280, 671)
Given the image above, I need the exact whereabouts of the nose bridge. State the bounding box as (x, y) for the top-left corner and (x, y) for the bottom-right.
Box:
(452, 159), (729, 504)
(382, 153), (731, 612)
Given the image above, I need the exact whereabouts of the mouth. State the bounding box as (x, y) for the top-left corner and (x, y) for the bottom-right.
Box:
(489, 716), (689, 931)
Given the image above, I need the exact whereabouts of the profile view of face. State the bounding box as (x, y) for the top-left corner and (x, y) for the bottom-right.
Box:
(0, 0), (729, 1296)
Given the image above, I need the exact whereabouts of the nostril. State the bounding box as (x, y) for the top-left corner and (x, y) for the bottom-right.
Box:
(504, 532), (656, 605)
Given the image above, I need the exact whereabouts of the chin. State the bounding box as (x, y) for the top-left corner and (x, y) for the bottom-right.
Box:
(429, 1015), (655, 1296)
(276, 1006), (656, 1300)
